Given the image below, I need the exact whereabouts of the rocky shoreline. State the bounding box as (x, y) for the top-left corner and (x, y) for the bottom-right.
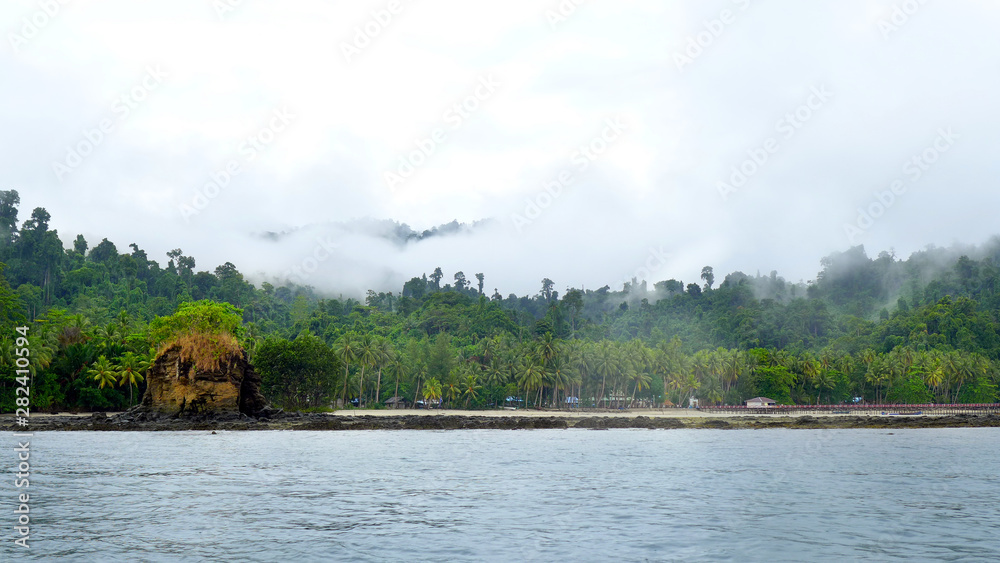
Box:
(4, 411), (1000, 431)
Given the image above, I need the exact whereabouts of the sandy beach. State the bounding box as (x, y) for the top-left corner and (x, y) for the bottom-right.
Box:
(3, 407), (999, 431)
(328, 408), (840, 418)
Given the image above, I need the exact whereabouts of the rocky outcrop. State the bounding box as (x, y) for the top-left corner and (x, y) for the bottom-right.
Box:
(138, 345), (268, 417)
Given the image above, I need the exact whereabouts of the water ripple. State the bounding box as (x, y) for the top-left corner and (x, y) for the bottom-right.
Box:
(2, 428), (999, 562)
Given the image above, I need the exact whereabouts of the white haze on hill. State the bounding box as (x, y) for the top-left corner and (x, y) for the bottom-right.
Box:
(3, 0), (1000, 296)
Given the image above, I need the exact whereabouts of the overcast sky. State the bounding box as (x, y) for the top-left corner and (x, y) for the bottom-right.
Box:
(3, 0), (999, 296)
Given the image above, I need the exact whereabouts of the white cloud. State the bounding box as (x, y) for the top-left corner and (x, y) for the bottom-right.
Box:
(3, 0), (999, 296)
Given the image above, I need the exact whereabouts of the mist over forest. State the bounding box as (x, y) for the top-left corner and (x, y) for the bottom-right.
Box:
(5, 2), (1000, 560)
(3, 0), (1000, 421)
(3, 190), (999, 412)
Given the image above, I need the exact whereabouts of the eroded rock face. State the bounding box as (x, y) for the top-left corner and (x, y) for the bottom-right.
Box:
(140, 346), (267, 417)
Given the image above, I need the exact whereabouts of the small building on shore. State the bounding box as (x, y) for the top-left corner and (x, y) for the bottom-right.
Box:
(746, 397), (777, 408)
(384, 396), (410, 408)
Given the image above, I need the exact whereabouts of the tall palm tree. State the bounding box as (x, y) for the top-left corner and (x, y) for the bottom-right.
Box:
(116, 351), (149, 407)
(423, 378), (442, 405)
(387, 357), (407, 408)
(372, 338), (392, 406)
(518, 358), (545, 408)
(956, 353), (983, 402)
(444, 376), (461, 408)
(927, 370), (944, 402)
(865, 356), (891, 403)
(478, 336), (497, 366)
(481, 361), (508, 408)
(537, 333), (559, 366)
(624, 341), (651, 406)
(483, 360), (508, 389)
(860, 349), (876, 399)
(800, 355), (820, 403)
(97, 322), (123, 352)
(117, 310), (132, 336)
(547, 356), (572, 408)
(242, 322), (263, 361)
(836, 354), (855, 382)
(812, 370), (835, 405)
(565, 340), (591, 405)
(629, 370), (652, 408)
(726, 349), (744, 396)
(592, 341), (619, 408)
(462, 374), (482, 408)
(356, 335), (378, 406)
(334, 334), (358, 407)
(656, 338), (688, 406)
(89, 356), (117, 390)
(898, 347), (915, 378)
(942, 351), (962, 403)
(411, 363), (429, 407)
(701, 375), (723, 406)
(706, 350), (724, 400)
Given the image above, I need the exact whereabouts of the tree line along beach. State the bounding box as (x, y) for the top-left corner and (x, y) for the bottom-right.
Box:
(2, 193), (1000, 423)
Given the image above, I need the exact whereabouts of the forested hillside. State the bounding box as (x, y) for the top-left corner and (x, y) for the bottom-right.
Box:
(2, 189), (998, 412)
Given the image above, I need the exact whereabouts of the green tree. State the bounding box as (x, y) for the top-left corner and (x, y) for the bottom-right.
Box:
(701, 266), (715, 290)
(334, 333), (358, 406)
(423, 377), (442, 404)
(255, 332), (342, 410)
(462, 374), (481, 408)
(89, 356), (117, 390)
(355, 334), (377, 406)
(116, 351), (149, 407)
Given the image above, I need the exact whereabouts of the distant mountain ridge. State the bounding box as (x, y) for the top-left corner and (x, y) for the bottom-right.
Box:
(257, 218), (492, 246)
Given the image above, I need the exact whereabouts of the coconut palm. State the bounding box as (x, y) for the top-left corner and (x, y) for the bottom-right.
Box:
(480, 361), (508, 408)
(798, 354), (820, 403)
(812, 370), (835, 405)
(89, 356), (117, 390)
(656, 339), (688, 405)
(860, 349), (876, 398)
(372, 338), (392, 405)
(117, 309), (132, 336)
(721, 348), (742, 396)
(942, 351), (962, 402)
(483, 361), (508, 389)
(706, 350), (724, 399)
(477, 336), (498, 366)
(836, 354), (855, 382)
(592, 341), (619, 408)
(355, 334), (378, 406)
(242, 322), (263, 361)
(700, 375), (723, 406)
(628, 369), (652, 408)
(387, 357), (407, 408)
(411, 363), (429, 407)
(462, 374), (482, 408)
(518, 358), (545, 408)
(537, 332), (559, 366)
(444, 375), (461, 408)
(97, 322), (123, 352)
(334, 334), (357, 406)
(546, 356), (572, 408)
(865, 356), (891, 403)
(423, 377), (443, 405)
(565, 340), (591, 404)
(116, 351), (149, 406)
